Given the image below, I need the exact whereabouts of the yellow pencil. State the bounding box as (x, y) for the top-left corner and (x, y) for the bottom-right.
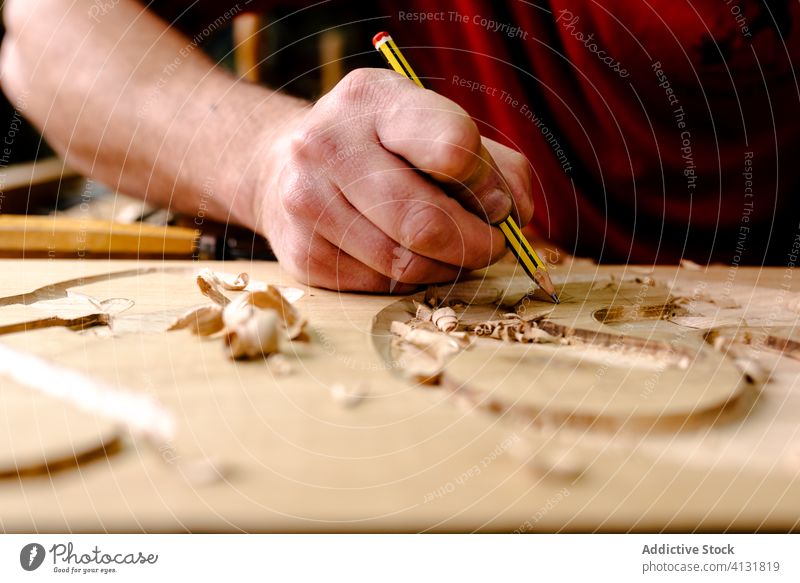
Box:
(372, 31), (559, 303)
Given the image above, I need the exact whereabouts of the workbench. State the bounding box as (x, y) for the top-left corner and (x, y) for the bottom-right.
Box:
(0, 259), (798, 532)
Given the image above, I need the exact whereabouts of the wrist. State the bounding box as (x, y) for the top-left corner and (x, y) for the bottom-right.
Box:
(248, 103), (307, 237)
(199, 75), (308, 234)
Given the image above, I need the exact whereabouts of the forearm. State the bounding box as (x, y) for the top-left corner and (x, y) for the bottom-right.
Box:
(0, 0), (306, 229)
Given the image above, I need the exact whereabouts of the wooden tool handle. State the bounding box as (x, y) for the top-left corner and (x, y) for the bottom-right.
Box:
(0, 215), (199, 258)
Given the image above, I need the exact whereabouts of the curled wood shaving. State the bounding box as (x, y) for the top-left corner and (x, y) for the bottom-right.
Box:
(390, 320), (470, 385)
(241, 286), (307, 340)
(471, 314), (557, 344)
(171, 272), (308, 361)
(221, 295), (252, 329)
(432, 307), (458, 333)
(168, 305), (224, 336)
(224, 307), (280, 360)
(197, 271), (231, 306)
(391, 321), (471, 350)
(414, 301), (433, 322)
(197, 268), (249, 290)
(394, 343), (446, 385)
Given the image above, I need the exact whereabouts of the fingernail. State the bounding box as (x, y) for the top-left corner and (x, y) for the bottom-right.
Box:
(485, 188), (513, 224)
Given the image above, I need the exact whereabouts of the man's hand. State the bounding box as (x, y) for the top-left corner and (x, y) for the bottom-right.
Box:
(257, 68), (534, 292)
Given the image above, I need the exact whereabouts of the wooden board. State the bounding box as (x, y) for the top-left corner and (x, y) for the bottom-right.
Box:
(0, 259), (797, 532)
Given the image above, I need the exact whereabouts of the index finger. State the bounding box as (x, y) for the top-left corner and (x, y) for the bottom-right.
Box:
(337, 145), (507, 269)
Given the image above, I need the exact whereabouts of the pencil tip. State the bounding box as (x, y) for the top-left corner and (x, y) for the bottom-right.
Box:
(550, 293), (560, 304)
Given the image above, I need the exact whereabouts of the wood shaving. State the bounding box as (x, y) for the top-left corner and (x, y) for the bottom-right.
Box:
(471, 314), (557, 344)
(391, 321), (471, 350)
(414, 301), (433, 322)
(171, 271), (308, 361)
(197, 268), (249, 290)
(196, 271), (231, 306)
(224, 307), (280, 360)
(221, 295), (253, 329)
(390, 320), (469, 384)
(244, 286), (307, 340)
(329, 382), (369, 408)
(432, 306), (458, 332)
(168, 305), (224, 336)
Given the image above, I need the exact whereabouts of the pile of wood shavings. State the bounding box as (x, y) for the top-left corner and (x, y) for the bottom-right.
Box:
(391, 298), (559, 385)
(168, 269), (307, 361)
(390, 303), (472, 385)
(471, 313), (557, 344)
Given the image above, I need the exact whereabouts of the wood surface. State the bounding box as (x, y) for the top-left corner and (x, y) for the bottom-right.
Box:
(373, 277), (752, 434)
(0, 259), (798, 532)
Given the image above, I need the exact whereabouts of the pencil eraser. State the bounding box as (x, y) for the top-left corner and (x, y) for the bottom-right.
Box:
(372, 31), (390, 49)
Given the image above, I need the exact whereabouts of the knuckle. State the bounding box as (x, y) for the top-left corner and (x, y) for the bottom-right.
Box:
(280, 188), (309, 220)
(278, 170), (316, 219)
(398, 203), (452, 253)
(284, 243), (310, 273)
(427, 117), (482, 181)
(287, 122), (340, 164)
(334, 68), (379, 105)
(514, 159), (533, 196)
(511, 152), (532, 185)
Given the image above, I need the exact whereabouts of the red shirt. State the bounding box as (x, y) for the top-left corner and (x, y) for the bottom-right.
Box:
(150, 0), (800, 265)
